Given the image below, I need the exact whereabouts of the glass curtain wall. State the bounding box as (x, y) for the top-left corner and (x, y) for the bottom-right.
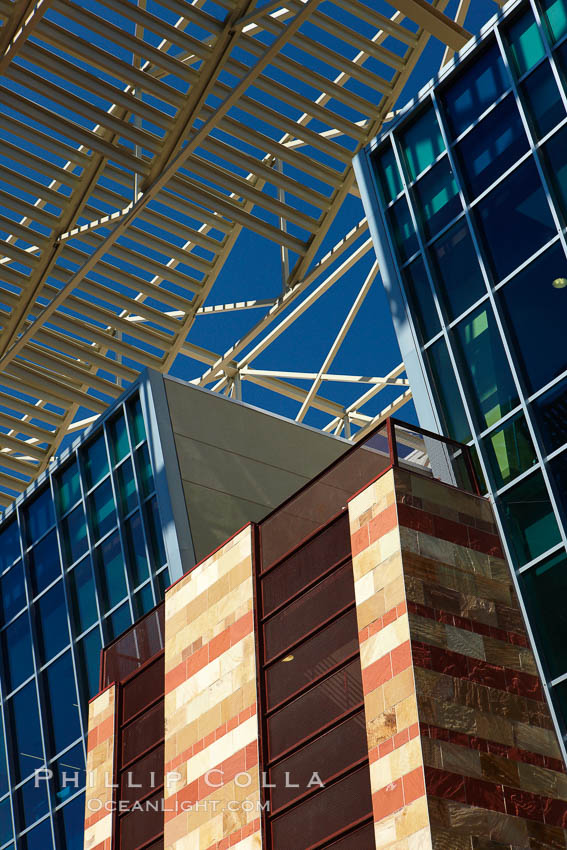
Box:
(366, 0), (567, 741)
(0, 390), (170, 850)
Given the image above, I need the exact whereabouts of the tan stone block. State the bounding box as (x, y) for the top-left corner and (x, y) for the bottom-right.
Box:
(414, 668), (454, 703)
(396, 693), (419, 731)
(514, 721), (562, 758)
(384, 667), (415, 710)
(384, 573), (407, 612)
(374, 813), (399, 848)
(409, 616), (446, 649)
(439, 741), (481, 778)
(395, 795), (430, 841)
(365, 683), (386, 721)
(445, 626), (485, 660)
(475, 712), (515, 746)
(356, 589), (386, 631)
(367, 707), (397, 750)
(353, 543), (382, 582)
(516, 761), (559, 798)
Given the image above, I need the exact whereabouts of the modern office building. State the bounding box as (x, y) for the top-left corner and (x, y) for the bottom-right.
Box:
(355, 0), (567, 745)
(0, 372), (349, 850)
(82, 419), (567, 850)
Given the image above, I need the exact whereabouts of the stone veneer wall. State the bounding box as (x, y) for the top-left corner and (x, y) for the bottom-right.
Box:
(163, 524), (263, 850)
(83, 684), (116, 850)
(349, 466), (567, 850)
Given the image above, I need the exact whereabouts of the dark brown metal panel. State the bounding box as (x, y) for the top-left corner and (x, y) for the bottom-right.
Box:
(103, 603), (165, 687)
(121, 655), (165, 723)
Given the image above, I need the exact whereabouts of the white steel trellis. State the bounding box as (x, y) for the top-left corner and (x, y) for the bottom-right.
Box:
(0, 0), (483, 506)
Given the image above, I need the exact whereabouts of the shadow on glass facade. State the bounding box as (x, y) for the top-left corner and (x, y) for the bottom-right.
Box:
(355, 0), (567, 753)
(0, 384), (171, 850)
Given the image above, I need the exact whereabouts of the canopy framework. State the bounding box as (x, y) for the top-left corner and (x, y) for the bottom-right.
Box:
(0, 0), (479, 506)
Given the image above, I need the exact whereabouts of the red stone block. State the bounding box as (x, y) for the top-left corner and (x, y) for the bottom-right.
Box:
(467, 658), (507, 691)
(429, 645), (468, 679)
(393, 727), (410, 750)
(467, 527), (503, 558)
(424, 766), (466, 803)
(397, 503), (435, 535)
(362, 653), (393, 693)
(391, 640), (412, 676)
(209, 628), (231, 662)
(378, 738), (394, 758)
(369, 503), (398, 544)
(542, 797), (567, 827)
(504, 787), (544, 823)
(230, 610), (254, 646)
(465, 776), (505, 813)
(505, 669), (544, 701)
(373, 779), (405, 820)
(165, 660), (187, 694)
(351, 525), (370, 557)
(382, 606), (398, 628)
(403, 766), (425, 805)
(433, 515), (469, 548)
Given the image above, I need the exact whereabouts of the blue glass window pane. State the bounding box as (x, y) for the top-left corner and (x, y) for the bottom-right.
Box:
(543, 123), (567, 221)
(424, 339), (471, 444)
(481, 413), (537, 489)
(401, 257), (440, 342)
(399, 106), (445, 181)
(55, 462), (80, 516)
(44, 653), (81, 756)
(127, 394), (146, 445)
(474, 160), (556, 282)
(36, 581), (69, 665)
(373, 142), (402, 204)
(0, 520), (21, 572)
(455, 304), (519, 430)
(134, 583), (154, 618)
(506, 9), (545, 76)
(441, 43), (509, 138)
(541, 0), (567, 42)
(499, 242), (567, 394)
(429, 221), (486, 321)
(56, 792), (86, 850)
(82, 433), (108, 490)
(135, 443), (153, 499)
(414, 159), (461, 239)
(0, 561), (25, 625)
(23, 488), (54, 546)
(532, 377), (567, 454)
(145, 497), (166, 572)
(124, 511), (149, 587)
(521, 550), (567, 678)
(68, 558), (97, 635)
(499, 469), (561, 565)
(96, 532), (127, 612)
(107, 602), (132, 640)
(0, 797), (12, 845)
(2, 613), (33, 691)
(387, 197), (418, 262)
(116, 458), (137, 515)
(520, 61), (566, 140)
(51, 742), (84, 808)
(108, 410), (129, 465)
(29, 529), (60, 597)
(156, 567), (170, 601)
(0, 728), (8, 797)
(15, 775), (49, 830)
(88, 479), (116, 542)
(456, 96), (529, 199)
(7, 682), (43, 782)
(77, 628), (102, 703)
(61, 505), (88, 567)
(21, 820), (51, 850)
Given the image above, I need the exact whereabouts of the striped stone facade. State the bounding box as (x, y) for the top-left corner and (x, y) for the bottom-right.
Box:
(163, 524), (263, 850)
(349, 467), (567, 850)
(84, 684), (116, 850)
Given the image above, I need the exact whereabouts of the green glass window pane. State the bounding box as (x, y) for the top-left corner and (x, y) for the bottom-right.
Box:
(455, 305), (519, 430)
(543, 123), (567, 222)
(424, 339), (471, 444)
(373, 142), (402, 204)
(134, 583), (154, 618)
(15, 775), (49, 829)
(29, 529), (60, 597)
(127, 394), (146, 445)
(521, 550), (567, 678)
(82, 433), (109, 490)
(108, 410), (129, 465)
(7, 682), (43, 782)
(56, 461), (81, 516)
(135, 443), (153, 499)
(387, 197), (418, 263)
(413, 158), (461, 239)
(2, 613), (33, 691)
(145, 496), (166, 572)
(401, 257), (440, 342)
(0, 520), (21, 572)
(441, 43), (509, 138)
(0, 798), (11, 845)
(507, 9), (545, 76)
(116, 458), (137, 515)
(400, 107), (445, 181)
(107, 602), (132, 641)
(481, 414), (537, 489)
(61, 505), (88, 567)
(96, 531), (127, 612)
(532, 376), (567, 454)
(36, 580), (69, 664)
(429, 221), (486, 321)
(499, 469), (561, 565)
(68, 557), (97, 634)
(498, 242), (567, 395)
(520, 61), (566, 140)
(88, 479), (117, 542)
(0, 561), (25, 625)
(77, 628), (102, 703)
(549, 450), (567, 517)
(474, 159), (556, 282)
(43, 652), (82, 756)
(124, 511), (149, 587)
(541, 0), (567, 42)
(23, 487), (54, 546)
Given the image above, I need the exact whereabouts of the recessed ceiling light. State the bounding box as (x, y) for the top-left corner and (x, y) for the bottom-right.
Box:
(282, 654), (294, 662)
(552, 277), (567, 289)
